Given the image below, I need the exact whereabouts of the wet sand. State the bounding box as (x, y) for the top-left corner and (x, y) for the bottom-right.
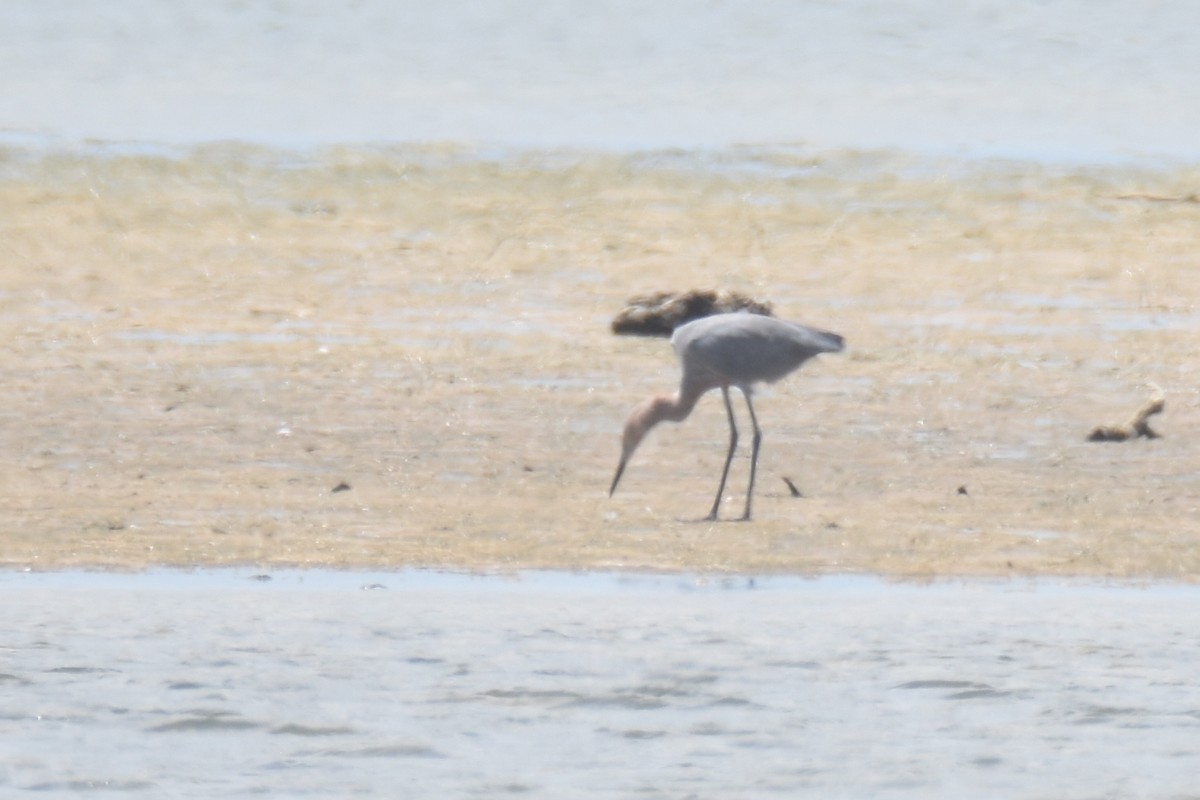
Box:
(2, 144), (1198, 577)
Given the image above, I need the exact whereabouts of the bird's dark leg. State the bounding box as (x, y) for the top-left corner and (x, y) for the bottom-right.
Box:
(707, 387), (738, 521)
(740, 391), (763, 521)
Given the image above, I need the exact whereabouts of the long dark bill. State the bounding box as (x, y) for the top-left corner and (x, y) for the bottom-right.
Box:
(608, 460), (627, 497)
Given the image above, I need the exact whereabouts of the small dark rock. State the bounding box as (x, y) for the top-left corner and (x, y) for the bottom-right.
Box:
(611, 289), (773, 337)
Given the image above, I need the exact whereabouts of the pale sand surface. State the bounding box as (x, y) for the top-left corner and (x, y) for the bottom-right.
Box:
(3, 144), (1198, 577)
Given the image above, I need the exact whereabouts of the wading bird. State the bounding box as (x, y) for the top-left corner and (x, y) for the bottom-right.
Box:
(609, 312), (844, 521)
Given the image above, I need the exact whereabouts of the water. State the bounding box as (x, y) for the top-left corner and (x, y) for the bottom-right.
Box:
(3, 0), (1200, 161)
(4, 570), (1200, 798)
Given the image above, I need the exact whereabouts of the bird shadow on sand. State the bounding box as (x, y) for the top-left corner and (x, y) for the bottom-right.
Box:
(675, 514), (753, 524)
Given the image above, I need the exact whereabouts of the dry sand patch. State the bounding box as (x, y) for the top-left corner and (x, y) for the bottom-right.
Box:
(2, 144), (1197, 576)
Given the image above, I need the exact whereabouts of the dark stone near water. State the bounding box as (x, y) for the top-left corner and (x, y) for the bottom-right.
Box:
(611, 289), (773, 337)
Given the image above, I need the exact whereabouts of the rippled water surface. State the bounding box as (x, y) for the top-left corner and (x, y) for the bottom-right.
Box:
(3, 0), (1200, 160)
(3, 571), (1199, 798)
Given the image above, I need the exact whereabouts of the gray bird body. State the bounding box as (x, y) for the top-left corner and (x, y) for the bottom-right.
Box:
(672, 313), (844, 393)
(610, 312), (844, 521)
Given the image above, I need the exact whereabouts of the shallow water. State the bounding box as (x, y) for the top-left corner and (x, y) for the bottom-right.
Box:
(4, 571), (1200, 798)
(3, 1), (1200, 161)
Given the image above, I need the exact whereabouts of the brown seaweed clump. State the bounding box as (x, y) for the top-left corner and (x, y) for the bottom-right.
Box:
(1087, 389), (1166, 442)
(611, 289), (774, 337)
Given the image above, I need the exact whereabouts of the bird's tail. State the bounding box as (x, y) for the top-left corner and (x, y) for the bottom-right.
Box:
(815, 329), (845, 353)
